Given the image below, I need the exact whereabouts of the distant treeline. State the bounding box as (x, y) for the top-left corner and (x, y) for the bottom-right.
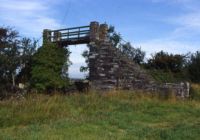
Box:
(0, 26), (200, 97)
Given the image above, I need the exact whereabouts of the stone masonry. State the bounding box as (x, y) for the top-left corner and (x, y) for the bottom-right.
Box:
(43, 21), (190, 98)
(89, 40), (153, 90)
(88, 22), (190, 98)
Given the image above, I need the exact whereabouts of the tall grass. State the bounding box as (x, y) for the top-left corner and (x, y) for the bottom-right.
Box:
(191, 84), (200, 100)
(0, 90), (200, 140)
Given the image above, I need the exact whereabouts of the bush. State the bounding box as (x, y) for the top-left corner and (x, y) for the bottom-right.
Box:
(31, 43), (71, 92)
(190, 84), (200, 100)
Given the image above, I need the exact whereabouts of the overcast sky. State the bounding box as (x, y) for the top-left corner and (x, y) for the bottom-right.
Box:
(0, 0), (200, 78)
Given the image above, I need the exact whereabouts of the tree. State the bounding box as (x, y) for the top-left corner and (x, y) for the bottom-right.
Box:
(80, 49), (89, 73)
(119, 42), (145, 64)
(108, 25), (122, 47)
(0, 27), (20, 89)
(147, 51), (187, 73)
(108, 26), (145, 64)
(17, 38), (37, 84)
(188, 51), (200, 83)
(31, 42), (71, 92)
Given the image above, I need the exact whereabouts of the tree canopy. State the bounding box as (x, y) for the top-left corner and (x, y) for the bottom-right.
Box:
(0, 27), (37, 97)
(0, 27), (20, 88)
(188, 51), (200, 83)
(147, 51), (187, 73)
(31, 42), (71, 92)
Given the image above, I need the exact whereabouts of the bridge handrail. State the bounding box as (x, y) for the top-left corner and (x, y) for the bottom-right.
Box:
(50, 25), (90, 41)
(61, 30), (89, 36)
(51, 25), (90, 32)
(61, 33), (89, 37)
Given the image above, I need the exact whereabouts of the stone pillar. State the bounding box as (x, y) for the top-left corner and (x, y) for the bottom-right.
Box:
(43, 29), (51, 44)
(89, 41), (119, 90)
(90, 21), (99, 42)
(53, 31), (61, 42)
(88, 42), (99, 81)
(99, 24), (108, 41)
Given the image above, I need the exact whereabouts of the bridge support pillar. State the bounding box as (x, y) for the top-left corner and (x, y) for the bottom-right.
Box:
(90, 21), (99, 42)
(99, 24), (108, 41)
(88, 41), (120, 90)
(43, 29), (51, 44)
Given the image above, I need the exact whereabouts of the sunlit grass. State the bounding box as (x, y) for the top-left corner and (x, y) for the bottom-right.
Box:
(0, 90), (200, 140)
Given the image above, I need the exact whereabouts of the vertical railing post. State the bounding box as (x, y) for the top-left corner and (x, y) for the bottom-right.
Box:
(78, 27), (80, 39)
(67, 29), (69, 40)
(53, 31), (61, 42)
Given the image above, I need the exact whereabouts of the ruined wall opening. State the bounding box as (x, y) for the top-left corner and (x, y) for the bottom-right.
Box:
(68, 44), (89, 80)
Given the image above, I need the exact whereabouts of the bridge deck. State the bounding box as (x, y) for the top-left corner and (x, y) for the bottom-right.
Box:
(57, 36), (90, 46)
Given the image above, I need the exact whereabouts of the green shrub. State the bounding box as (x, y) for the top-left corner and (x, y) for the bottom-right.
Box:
(190, 84), (200, 100)
(31, 43), (71, 92)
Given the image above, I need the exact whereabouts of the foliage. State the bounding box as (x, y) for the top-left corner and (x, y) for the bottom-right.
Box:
(31, 42), (71, 92)
(119, 42), (145, 64)
(17, 38), (37, 84)
(0, 26), (71, 94)
(0, 27), (37, 97)
(0, 91), (200, 139)
(0, 27), (20, 89)
(147, 51), (188, 73)
(108, 26), (145, 64)
(145, 51), (190, 83)
(80, 49), (89, 73)
(188, 51), (200, 83)
(108, 25), (122, 47)
(148, 69), (189, 83)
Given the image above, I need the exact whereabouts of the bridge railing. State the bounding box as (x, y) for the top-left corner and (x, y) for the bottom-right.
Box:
(50, 25), (90, 42)
(43, 21), (109, 45)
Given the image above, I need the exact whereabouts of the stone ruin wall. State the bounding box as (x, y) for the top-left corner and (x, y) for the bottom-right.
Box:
(88, 22), (190, 98)
(89, 41), (152, 89)
(43, 21), (190, 98)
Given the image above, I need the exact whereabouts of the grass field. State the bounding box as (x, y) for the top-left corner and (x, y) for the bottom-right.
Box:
(0, 88), (200, 140)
